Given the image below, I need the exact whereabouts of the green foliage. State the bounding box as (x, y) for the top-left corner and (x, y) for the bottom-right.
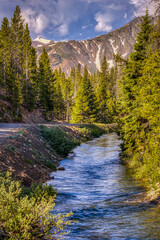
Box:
(45, 160), (57, 171)
(79, 124), (106, 139)
(118, 11), (160, 190)
(0, 6), (37, 117)
(96, 57), (117, 123)
(28, 183), (57, 200)
(0, 172), (73, 240)
(77, 127), (90, 139)
(71, 66), (97, 123)
(40, 125), (78, 157)
(38, 47), (55, 117)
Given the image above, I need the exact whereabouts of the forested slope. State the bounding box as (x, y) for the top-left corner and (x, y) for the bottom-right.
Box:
(118, 11), (160, 194)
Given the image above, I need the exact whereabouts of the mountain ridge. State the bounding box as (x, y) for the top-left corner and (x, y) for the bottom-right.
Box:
(33, 17), (143, 75)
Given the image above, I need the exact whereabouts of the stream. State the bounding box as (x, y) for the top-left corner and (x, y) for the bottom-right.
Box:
(48, 133), (160, 240)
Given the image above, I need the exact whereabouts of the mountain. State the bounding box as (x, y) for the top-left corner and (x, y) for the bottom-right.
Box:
(33, 17), (142, 75)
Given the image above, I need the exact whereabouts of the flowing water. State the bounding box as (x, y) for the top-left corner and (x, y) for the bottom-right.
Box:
(48, 133), (160, 240)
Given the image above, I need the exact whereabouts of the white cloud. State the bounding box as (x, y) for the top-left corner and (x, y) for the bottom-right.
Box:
(82, 24), (93, 29)
(124, 12), (127, 19)
(58, 24), (68, 36)
(108, 3), (123, 11)
(35, 14), (48, 34)
(130, 0), (156, 16)
(94, 12), (113, 32)
(82, 25), (88, 29)
(0, 0), (156, 40)
(21, 0), (82, 36)
(22, 8), (48, 34)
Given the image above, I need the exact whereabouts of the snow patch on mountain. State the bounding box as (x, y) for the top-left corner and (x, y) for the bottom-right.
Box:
(95, 44), (101, 70)
(108, 59), (114, 68)
(34, 37), (51, 44)
(122, 52), (128, 57)
(109, 39), (118, 54)
(120, 37), (125, 46)
(82, 40), (89, 50)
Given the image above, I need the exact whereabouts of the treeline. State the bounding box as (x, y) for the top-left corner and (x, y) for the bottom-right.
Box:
(118, 11), (160, 190)
(0, 6), (117, 123)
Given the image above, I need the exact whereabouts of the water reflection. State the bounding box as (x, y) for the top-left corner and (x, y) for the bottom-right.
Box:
(48, 133), (160, 240)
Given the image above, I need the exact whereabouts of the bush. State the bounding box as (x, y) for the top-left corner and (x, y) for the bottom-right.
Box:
(0, 172), (73, 239)
(77, 127), (90, 140)
(45, 160), (57, 171)
(79, 124), (105, 139)
(40, 126), (77, 157)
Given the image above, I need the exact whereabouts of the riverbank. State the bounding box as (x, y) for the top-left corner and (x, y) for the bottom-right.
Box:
(48, 133), (160, 239)
(120, 153), (160, 204)
(0, 123), (117, 186)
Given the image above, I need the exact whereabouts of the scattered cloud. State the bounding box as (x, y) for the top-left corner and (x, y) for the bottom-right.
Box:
(58, 24), (68, 36)
(82, 24), (93, 30)
(0, 0), (156, 40)
(107, 3), (124, 11)
(124, 12), (127, 19)
(82, 25), (88, 29)
(22, 8), (48, 34)
(94, 12), (113, 32)
(130, 0), (156, 16)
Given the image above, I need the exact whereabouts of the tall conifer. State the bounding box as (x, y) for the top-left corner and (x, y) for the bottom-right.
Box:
(38, 47), (55, 118)
(72, 66), (97, 123)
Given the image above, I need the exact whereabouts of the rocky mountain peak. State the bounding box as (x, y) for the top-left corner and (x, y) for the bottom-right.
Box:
(33, 17), (143, 75)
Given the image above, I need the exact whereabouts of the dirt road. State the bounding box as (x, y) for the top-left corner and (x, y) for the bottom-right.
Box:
(0, 122), (79, 145)
(0, 123), (30, 145)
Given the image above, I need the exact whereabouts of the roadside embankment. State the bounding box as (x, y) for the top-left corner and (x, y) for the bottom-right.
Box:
(0, 123), (117, 186)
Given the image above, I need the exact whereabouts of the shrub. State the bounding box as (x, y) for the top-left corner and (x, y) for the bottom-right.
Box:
(77, 127), (90, 140)
(45, 160), (57, 171)
(79, 124), (105, 139)
(40, 126), (77, 157)
(0, 172), (73, 239)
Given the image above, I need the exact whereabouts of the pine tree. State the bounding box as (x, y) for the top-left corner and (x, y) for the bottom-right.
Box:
(119, 10), (153, 145)
(118, 10), (160, 188)
(54, 82), (65, 120)
(10, 6), (24, 78)
(63, 77), (73, 122)
(38, 47), (55, 118)
(12, 74), (23, 117)
(22, 24), (37, 110)
(96, 56), (116, 123)
(137, 49), (160, 185)
(74, 64), (82, 98)
(72, 66), (97, 123)
(0, 17), (12, 95)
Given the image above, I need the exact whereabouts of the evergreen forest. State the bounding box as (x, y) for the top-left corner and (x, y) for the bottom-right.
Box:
(118, 10), (160, 190)
(0, 6), (117, 124)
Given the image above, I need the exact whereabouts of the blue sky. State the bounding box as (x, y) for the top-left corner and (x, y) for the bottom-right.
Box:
(0, 0), (156, 41)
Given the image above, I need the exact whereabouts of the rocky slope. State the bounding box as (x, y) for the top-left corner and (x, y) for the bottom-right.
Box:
(33, 17), (142, 75)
